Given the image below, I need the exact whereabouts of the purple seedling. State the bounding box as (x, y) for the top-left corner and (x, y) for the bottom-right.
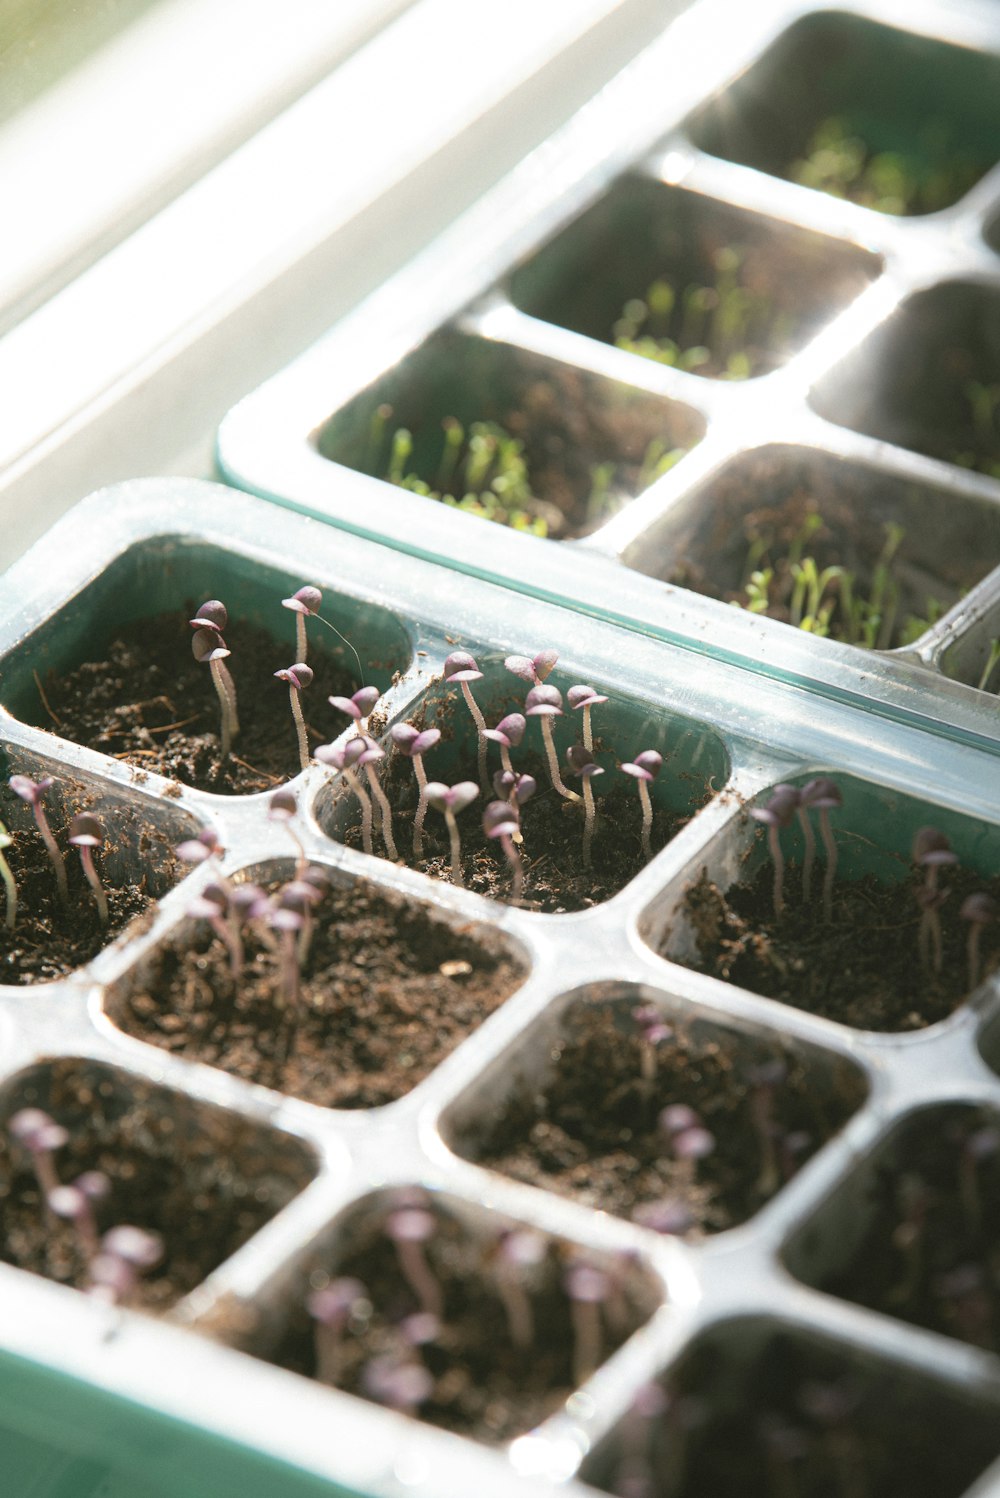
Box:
(87, 1224), (163, 1307)
(307, 1276), (368, 1385)
(354, 735), (398, 861)
(443, 651), (489, 792)
(268, 788), (307, 876)
(619, 750), (662, 864)
(175, 824), (225, 872)
(361, 1355), (434, 1417)
(525, 684), (579, 802)
(750, 783), (801, 919)
(48, 1169), (110, 1261)
(483, 799), (524, 904)
(492, 768), (536, 823)
(799, 777), (842, 922)
(328, 686), (381, 737)
(746, 1059), (787, 1197)
(566, 743), (603, 867)
(631, 1004), (674, 1085)
(0, 821), (16, 931)
(424, 780), (478, 886)
(68, 812), (109, 925)
(958, 1124), (1000, 1234)
(390, 723), (441, 859)
(482, 712), (526, 778)
(188, 881), (243, 979)
(268, 895), (308, 1040)
(9, 1107), (68, 1199)
(281, 584), (364, 681)
(960, 892), (998, 990)
(279, 868), (327, 967)
(9, 775), (67, 902)
(385, 1204), (443, 1318)
(659, 1105), (715, 1188)
(567, 683), (608, 753)
(274, 662), (313, 772)
(563, 1261), (609, 1386)
(504, 650), (558, 686)
(315, 737), (375, 855)
(912, 826), (958, 973)
(631, 1198), (695, 1236)
(493, 1228), (547, 1348)
(190, 600), (240, 759)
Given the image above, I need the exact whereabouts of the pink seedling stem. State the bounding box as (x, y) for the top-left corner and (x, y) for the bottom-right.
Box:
(961, 893), (997, 991)
(0, 821), (16, 931)
(269, 901), (306, 1030)
(483, 713), (526, 778)
(87, 1225), (163, 1307)
(282, 584), (364, 681)
(316, 738), (375, 855)
(443, 652), (489, 792)
(9, 775), (67, 902)
(9, 1107), (68, 1199)
(268, 789), (307, 876)
(493, 1228), (546, 1348)
(746, 1059), (787, 1197)
(483, 799), (524, 904)
(274, 663), (314, 772)
(355, 736), (398, 861)
(563, 1262), (608, 1387)
(750, 784), (801, 919)
(68, 812), (109, 925)
(620, 751), (662, 863)
(390, 724), (441, 859)
(632, 1004), (674, 1085)
(188, 882), (243, 979)
(912, 826), (958, 973)
(48, 1169), (110, 1261)
(386, 1205), (443, 1318)
(566, 744), (603, 867)
(307, 1277), (368, 1384)
(424, 781), (478, 885)
(190, 601), (240, 758)
(800, 777), (842, 922)
(567, 684), (608, 754)
(525, 684), (579, 802)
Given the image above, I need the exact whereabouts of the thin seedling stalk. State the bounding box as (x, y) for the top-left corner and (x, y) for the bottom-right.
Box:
(364, 765), (398, 860)
(444, 808), (464, 886)
(819, 807), (837, 922)
(289, 687), (310, 772)
(797, 805), (816, 903)
(411, 758), (430, 859)
(581, 776), (596, 868)
(79, 847), (109, 926)
(345, 770), (374, 856)
(461, 682), (489, 791)
(637, 780), (653, 862)
(540, 718), (579, 802)
(210, 658), (239, 759)
(0, 831), (16, 931)
(767, 823), (785, 918)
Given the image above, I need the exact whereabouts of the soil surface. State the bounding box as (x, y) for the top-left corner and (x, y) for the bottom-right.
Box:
(674, 861), (1000, 1032)
(118, 877), (525, 1108)
(596, 1326), (1000, 1497)
(0, 1058), (312, 1311)
(467, 1003), (863, 1233)
(0, 811), (165, 985)
(814, 1104), (1000, 1355)
(270, 1192), (653, 1444)
(34, 608), (358, 794)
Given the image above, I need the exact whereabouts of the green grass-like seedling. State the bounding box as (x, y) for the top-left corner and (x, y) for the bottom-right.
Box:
(789, 115), (982, 216)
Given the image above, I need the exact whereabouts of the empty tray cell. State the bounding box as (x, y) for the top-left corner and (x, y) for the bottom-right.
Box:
(315, 655), (729, 913)
(687, 12), (1000, 216)
(582, 1317), (1000, 1498)
(0, 535), (411, 796)
(654, 771), (1000, 1032)
(317, 327), (703, 540)
(0, 742), (199, 985)
(443, 984), (865, 1234)
(0, 1057), (315, 1310)
(812, 282), (1000, 481)
(940, 589), (1000, 693)
(106, 860), (527, 1110)
(508, 178), (879, 380)
(254, 1186), (658, 1444)
(787, 1103), (1000, 1357)
(625, 444), (1000, 649)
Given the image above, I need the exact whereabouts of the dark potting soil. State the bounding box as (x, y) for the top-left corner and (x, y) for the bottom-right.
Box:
(270, 1195), (652, 1444)
(467, 1003), (863, 1233)
(118, 878), (525, 1108)
(811, 1104), (1000, 1356)
(34, 609), (357, 794)
(346, 734), (705, 915)
(594, 1327), (1000, 1498)
(0, 1059), (313, 1311)
(0, 812), (163, 985)
(675, 861), (1000, 1032)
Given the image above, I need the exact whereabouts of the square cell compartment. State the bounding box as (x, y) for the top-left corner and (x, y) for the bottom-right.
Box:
(687, 12), (1000, 216)
(0, 1057), (316, 1311)
(623, 444), (1000, 651)
(442, 983), (866, 1234)
(582, 1317), (1000, 1498)
(314, 655), (729, 914)
(507, 179), (880, 380)
(811, 282), (1000, 485)
(0, 536), (412, 797)
(317, 327), (704, 541)
(651, 771), (1000, 1032)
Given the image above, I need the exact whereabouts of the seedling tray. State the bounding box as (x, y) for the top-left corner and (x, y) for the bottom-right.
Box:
(0, 479), (999, 1494)
(218, 0), (1000, 757)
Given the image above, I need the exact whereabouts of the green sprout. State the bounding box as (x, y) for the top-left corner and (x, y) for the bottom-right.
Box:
(0, 821), (16, 931)
(979, 638), (1000, 693)
(611, 247), (793, 380)
(789, 115), (982, 216)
